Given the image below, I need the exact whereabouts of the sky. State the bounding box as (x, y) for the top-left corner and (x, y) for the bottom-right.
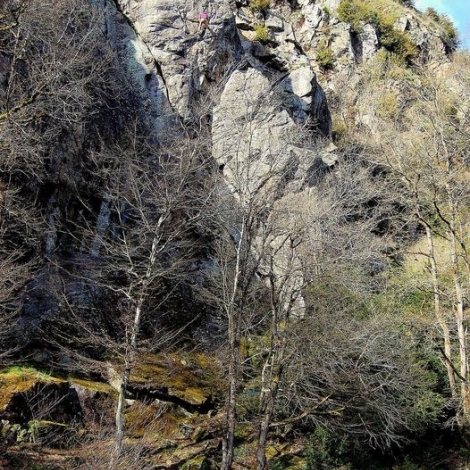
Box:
(415, 0), (470, 49)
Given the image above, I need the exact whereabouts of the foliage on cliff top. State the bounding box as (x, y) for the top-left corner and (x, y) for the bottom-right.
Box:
(337, 0), (417, 61)
(423, 7), (459, 51)
(250, 0), (270, 13)
(337, 0), (459, 54)
(337, 0), (405, 31)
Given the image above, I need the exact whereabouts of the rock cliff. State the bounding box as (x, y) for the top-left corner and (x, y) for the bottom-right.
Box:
(0, 0), (463, 467)
(95, 0), (453, 322)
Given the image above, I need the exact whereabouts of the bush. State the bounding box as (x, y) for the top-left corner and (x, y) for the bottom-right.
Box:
(332, 120), (348, 145)
(337, 0), (417, 62)
(254, 23), (270, 42)
(424, 8), (459, 51)
(337, 0), (362, 32)
(377, 92), (398, 119)
(303, 427), (350, 470)
(249, 0), (270, 13)
(438, 14), (459, 51)
(316, 40), (335, 70)
(378, 23), (417, 62)
(424, 7), (440, 22)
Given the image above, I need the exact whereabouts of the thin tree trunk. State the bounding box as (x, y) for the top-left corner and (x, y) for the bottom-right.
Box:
(114, 365), (130, 459)
(221, 216), (246, 470)
(112, 237), (157, 465)
(441, 127), (469, 421)
(448, 218), (469, 419)
(256, 350), (284, 470)
(222, 344), (238, 470)
(113, 301), (143, 464)
(422, 220), (457, 398)
(256, 250), (294, 470)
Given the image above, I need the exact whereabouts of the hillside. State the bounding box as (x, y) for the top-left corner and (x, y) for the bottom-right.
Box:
(1, 0), (470, 469)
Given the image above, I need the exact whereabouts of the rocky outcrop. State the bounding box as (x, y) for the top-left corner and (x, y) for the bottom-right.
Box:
(107, 352), (223, 412)
(110, 0), (332, 133)
(0, 375), (84, 448)
(212, 66), (333, 194)
(113, 0), (241, 125)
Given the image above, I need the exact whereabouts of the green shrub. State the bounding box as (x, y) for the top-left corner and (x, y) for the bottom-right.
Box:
(377, 20), (417, 61)
(316, 40), (335, 69)
(424, 7), (440, 22)
(337, 0), (384, 32)
(337, 0), (417, 61)
(249, 0), (270, 13)
(424, 8), (459, 51)
(332, 119), (348, 145)
(303, 427), (350, 470)
(438, 14), (459, 51)
(270, 456), (291, 470)
(337, 0), (362, 32)
(377, 91), (398, 119)
(254, 23), (270, 42)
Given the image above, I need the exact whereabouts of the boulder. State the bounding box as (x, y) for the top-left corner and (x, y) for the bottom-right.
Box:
(0, 368), (86, 448)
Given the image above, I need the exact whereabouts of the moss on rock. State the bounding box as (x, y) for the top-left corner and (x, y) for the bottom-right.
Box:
(130, 352), (223, 406)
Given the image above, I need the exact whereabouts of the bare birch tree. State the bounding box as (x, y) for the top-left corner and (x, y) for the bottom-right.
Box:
(378, 61), (470, 423)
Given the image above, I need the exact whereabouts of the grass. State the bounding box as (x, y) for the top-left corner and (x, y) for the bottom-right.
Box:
(316, 40), (335, 69)
(69, 377), (116, 396)
(254, 23), (270, 42)
(250, 0), (270, 13)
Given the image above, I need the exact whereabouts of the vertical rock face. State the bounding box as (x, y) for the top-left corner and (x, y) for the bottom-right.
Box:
(211, 66), (313, 317)
(101, 0), (175, 132)
(106, 0), (335, 250)
(100, 0), (451, 320)
(116, 0), (241, 122)
(212, 68), (295, 193)
(108, 0), (456, 156)
(13, 0), (452, 329)
(112, 0), (332, 137)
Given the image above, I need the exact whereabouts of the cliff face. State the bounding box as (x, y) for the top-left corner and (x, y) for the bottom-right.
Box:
(1, 0), (465, 467)
(108, 0), (452, 135)
(101, 0), (455, 195)
(110, 0), (332, 132)
(98, 0), (453, 320)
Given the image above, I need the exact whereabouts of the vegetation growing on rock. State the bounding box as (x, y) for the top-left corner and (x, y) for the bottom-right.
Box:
(0, 0), (469, 468)
(337, 0), (417, 61)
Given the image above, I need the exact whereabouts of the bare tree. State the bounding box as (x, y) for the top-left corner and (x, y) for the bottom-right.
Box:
(104, 140), (212, 459)
(0, 0), (119, 362)
(43, 129), (215, 462)
(377, 61), (470, 423)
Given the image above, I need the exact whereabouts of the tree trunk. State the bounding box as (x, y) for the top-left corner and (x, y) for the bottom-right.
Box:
(222, 345), (238, 470)
(256, 355), (283, 470)
(423, 221), (457, 398)
(449, 226), (469, 418)
(114, 365), (130, 461)
(221, 217), (246, 470)
(113, 299), (144, 464)
(256, 253), (291, 470)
